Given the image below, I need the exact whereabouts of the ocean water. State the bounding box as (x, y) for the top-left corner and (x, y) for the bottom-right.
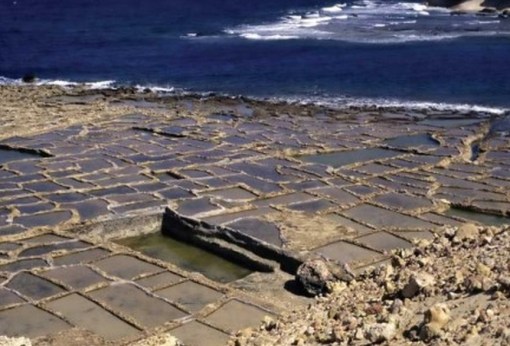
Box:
(1, 0), (510, 113)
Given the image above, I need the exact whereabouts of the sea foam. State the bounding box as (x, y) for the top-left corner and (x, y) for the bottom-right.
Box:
(1, 76), (507, 116)
(224, 0), (510, 43)
(0, 76), (118, 89)
(278, 95), (509, 116)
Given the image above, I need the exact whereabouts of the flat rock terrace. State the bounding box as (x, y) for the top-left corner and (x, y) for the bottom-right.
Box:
(0, 95), (509, 345)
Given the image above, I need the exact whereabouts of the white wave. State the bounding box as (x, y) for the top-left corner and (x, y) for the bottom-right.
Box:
(0, 75), (182, 95)
(284, 15), (302, 24)
(286, 95), (508, 116)
(298, 15), (332, 28)
(403, 3), (428, 12)
(0, 76), (20, 85)
(0, 76), (78, 87)
(34, 79), (116, 89)
(44, 81), (76, 87)
(169, 91), (509, 115)
(304, 11), (320, 18)
(134, 84), (176, 93)
(350, 100), (508, 116)
(241, 33), (299, 40)
(0, 76), (118, 90)
(322, 4), (345, 13)
(84, 80), (116, 89)
(389, 20), (417, 25)
(468, 20), (501, 25)
(1, 75), (506, 116)
(399, 2), (429, 14)
(224, 0), (510, 43)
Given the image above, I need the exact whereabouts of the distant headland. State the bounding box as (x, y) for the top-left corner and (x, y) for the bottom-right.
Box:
(427, 0), (510, 13)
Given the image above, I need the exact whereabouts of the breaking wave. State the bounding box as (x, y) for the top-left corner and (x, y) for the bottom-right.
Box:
(275, 95), (509, 115)
(2, 76), (507, 116)
(0, 76), (179, 93)
(0, 76), (117, 89)
(224, 0), (510, 43)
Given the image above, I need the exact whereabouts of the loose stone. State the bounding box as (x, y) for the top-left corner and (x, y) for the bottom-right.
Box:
(364, 322), (396, 343)
(401, 272), (436, 298)
(419, 303), (450, 341)
(454, 223), (480, 242)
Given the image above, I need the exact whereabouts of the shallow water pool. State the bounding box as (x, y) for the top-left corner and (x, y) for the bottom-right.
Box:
(300, 148), (401, 168)
(444, 207), (510, 227)
(117, 232), (252, 283)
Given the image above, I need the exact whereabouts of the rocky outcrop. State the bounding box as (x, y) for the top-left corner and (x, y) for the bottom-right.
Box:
(21, 73), (36, 83)
(427, 0), (510, 12)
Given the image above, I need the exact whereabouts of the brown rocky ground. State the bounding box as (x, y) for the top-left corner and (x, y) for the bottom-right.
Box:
(0, 85), (330, 140)
(232, 224), (510, 345)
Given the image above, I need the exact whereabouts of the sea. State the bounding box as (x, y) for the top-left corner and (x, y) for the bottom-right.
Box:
(1, 0), (510, 114)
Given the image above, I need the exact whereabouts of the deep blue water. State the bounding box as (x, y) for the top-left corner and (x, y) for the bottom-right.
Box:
(1, 0), (510, 111)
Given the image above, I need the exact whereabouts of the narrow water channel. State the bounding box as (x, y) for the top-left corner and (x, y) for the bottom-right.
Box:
(117, 232), (252, 283)
(445, 207), (510, 227)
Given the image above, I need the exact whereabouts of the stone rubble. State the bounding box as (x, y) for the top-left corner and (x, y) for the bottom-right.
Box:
(231, 223), (510, 345)
(0, 336), (31, 346)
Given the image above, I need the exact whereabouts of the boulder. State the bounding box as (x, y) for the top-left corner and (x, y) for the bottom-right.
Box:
(21, 73), (36, 83)
(296, 259), (335, 296)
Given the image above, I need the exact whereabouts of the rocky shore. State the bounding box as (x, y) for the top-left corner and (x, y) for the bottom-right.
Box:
(427, 0), (510, 14)
(232, 223), (510, 345)
(0, 85), (335, 140)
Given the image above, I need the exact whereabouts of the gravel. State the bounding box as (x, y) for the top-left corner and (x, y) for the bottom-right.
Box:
(231, 223), (510, 345)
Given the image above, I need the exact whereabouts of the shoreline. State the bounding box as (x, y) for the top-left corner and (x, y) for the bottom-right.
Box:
(234, 223), (510, 345)
(0, 84), (507, 141)
(1, 79), (508, 113)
